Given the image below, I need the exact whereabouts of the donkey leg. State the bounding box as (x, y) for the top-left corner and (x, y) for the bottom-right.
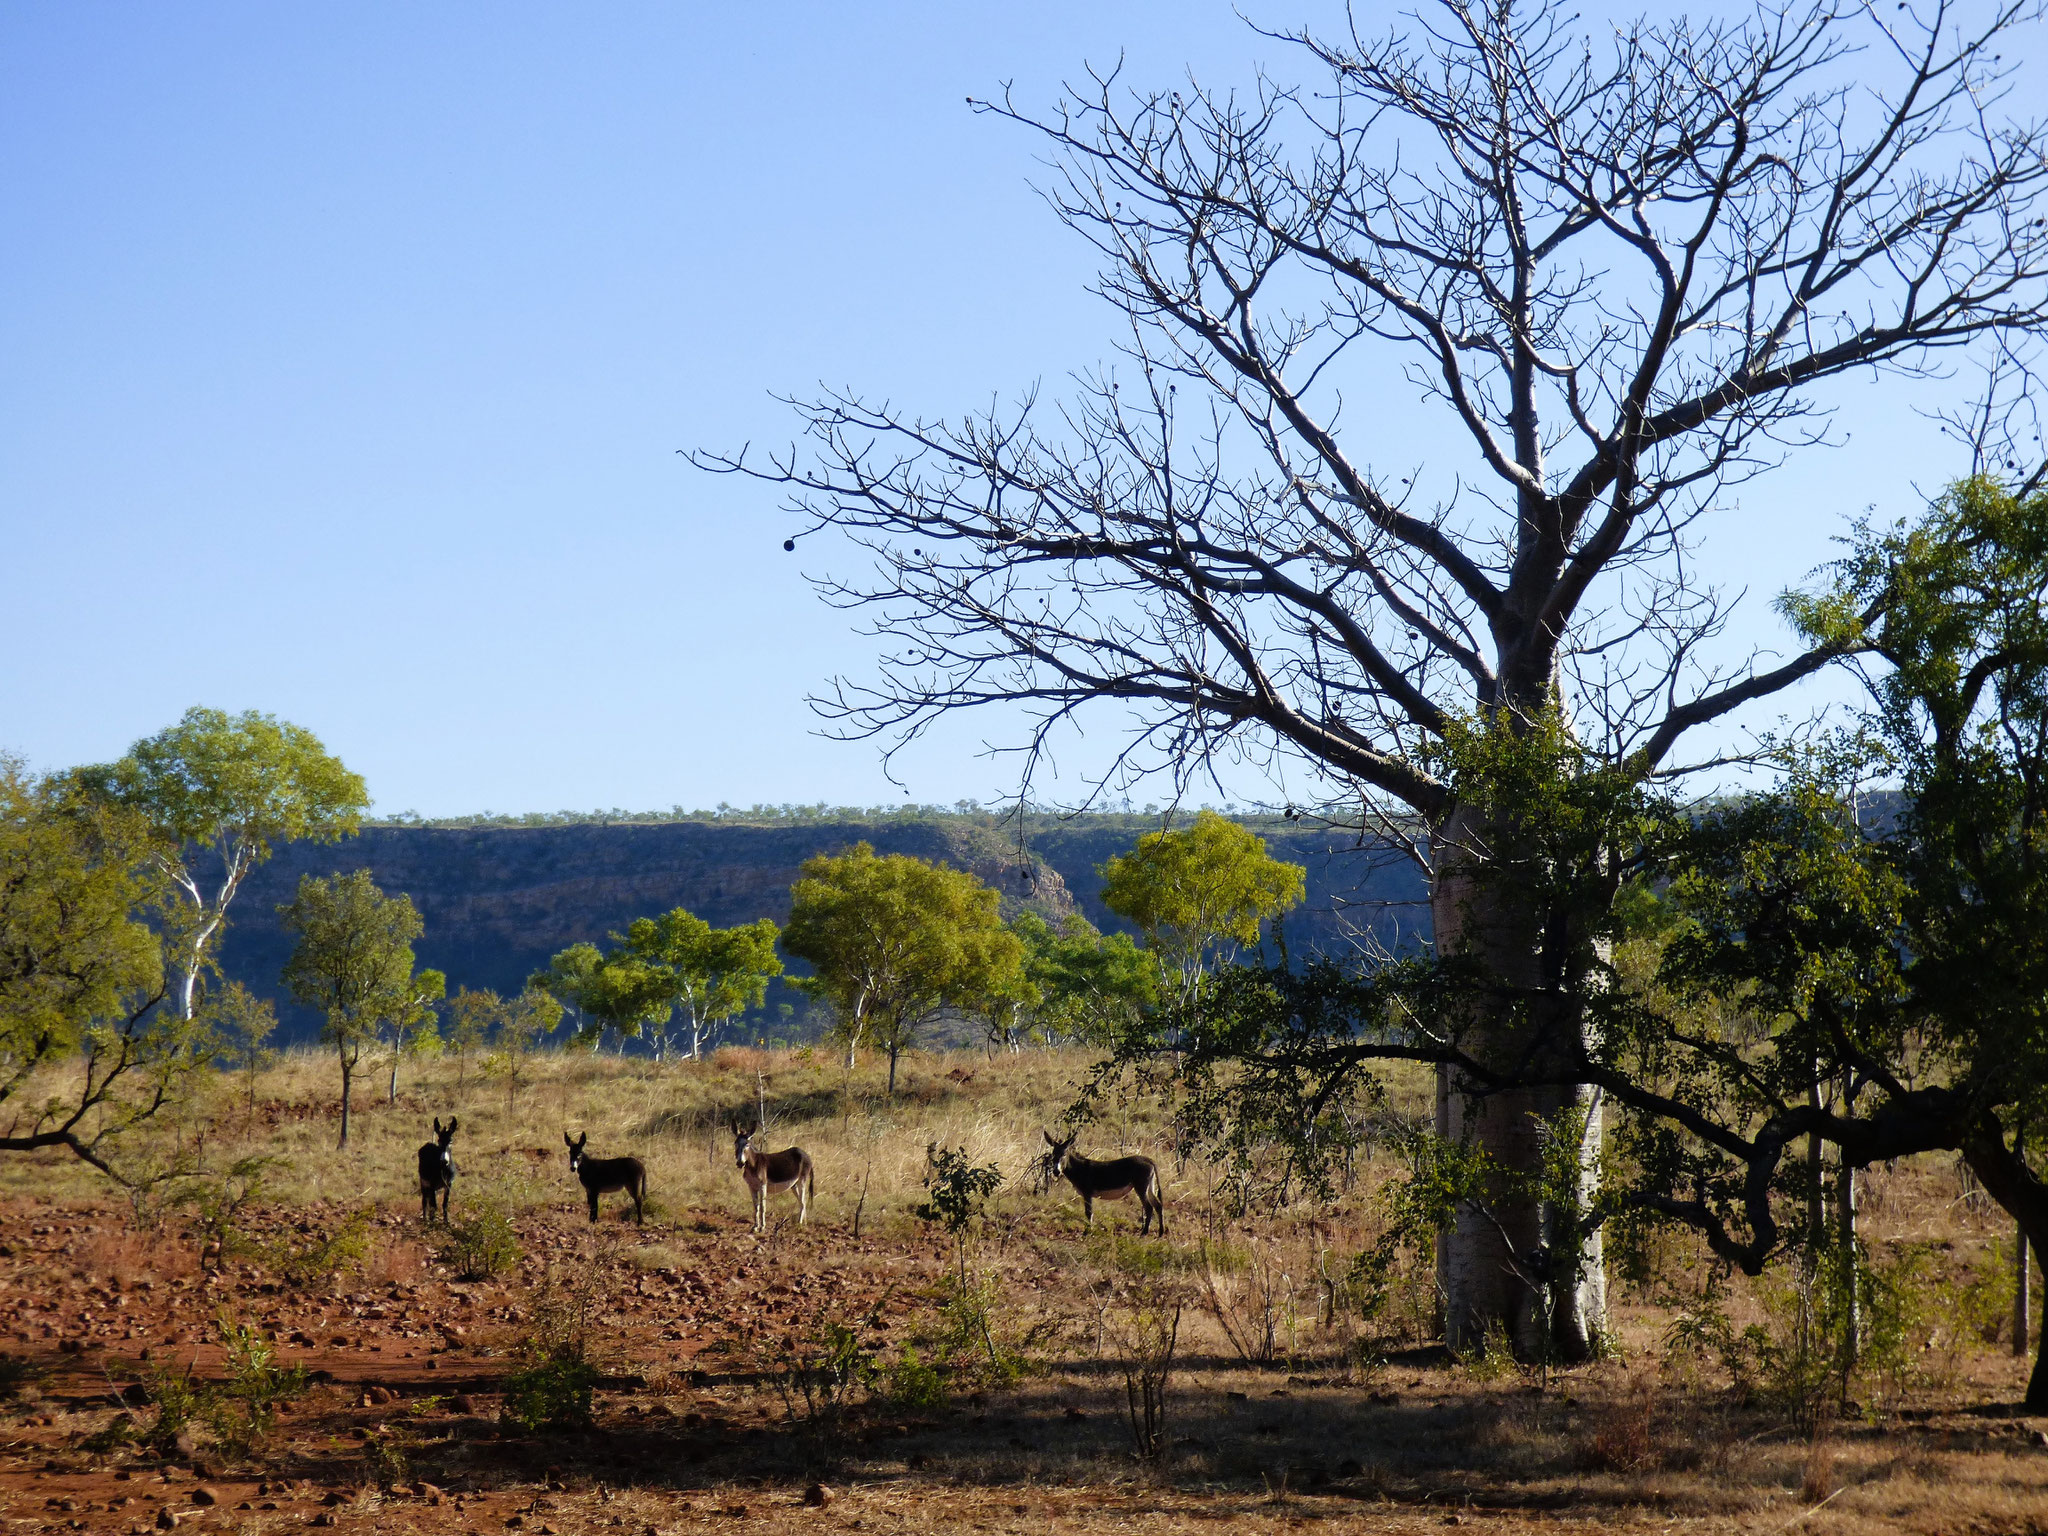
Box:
(633, 1184), (645, 1226)
(798, 1175), (810, 1226)
(1082, 1194), (1094, 1229)
(587, 1190), (600, 1224)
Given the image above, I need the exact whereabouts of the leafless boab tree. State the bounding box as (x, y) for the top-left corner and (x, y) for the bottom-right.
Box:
(696, 0), (2048, 1357)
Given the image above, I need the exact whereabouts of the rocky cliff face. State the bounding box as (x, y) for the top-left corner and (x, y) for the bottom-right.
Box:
(217, 817), (1428, 1043)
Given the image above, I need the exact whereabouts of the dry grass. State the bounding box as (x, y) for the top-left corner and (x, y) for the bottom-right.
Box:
(0, 1045), (2044, 1536)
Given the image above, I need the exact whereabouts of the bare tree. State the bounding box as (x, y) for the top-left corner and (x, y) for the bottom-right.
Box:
(697, 0), (2048, 1356)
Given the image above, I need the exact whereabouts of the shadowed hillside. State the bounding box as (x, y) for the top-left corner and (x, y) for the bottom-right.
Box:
(217, 815), (1428, 1043)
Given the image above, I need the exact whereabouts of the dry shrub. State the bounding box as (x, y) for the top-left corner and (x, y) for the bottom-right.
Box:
(370, 1233), (427, 1285)
(1199, 1237), (1299, 1368)
(1580, 1388), (1658, 1474)
(80, 1226), (194, 1284)
(1801, 1430), (1837, 1503)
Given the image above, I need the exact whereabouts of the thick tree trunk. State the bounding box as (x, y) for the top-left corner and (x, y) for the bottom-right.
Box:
(1960, 1119), (2048, 1410)
(1431, 804), (1606, 1362)
(338, 1051), (355, 1149)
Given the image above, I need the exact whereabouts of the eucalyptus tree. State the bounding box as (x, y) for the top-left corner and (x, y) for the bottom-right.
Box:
(82, 708), (368, 1021)
(1100, 811), (1304, 1004)
(278, 870), (432, 1148)
(699, 1), (2048, 1355)
(0, 757), (214, 1173)
(619, 908), (784, 1060)
(783, 842), (1025, 1094)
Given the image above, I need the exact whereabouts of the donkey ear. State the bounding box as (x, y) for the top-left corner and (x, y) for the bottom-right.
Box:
(433, 1117), (443, 1135)
(447, 1117), (458, 1135)
(564, 1131), (575, 1149)
(1043, 1129), (1054, 1145)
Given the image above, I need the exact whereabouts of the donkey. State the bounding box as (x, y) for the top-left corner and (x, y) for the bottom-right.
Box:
(1044, 1129), (1166, 1235)
(417, 1117), (458, 1223)
(732, 1122), (814, 1234)
(564, 1131), (647, 1225)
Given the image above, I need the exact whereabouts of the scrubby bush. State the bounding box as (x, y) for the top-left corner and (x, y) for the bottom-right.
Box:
(439, 1200), (521, 1281)
(256, 1210), (371, 1288)
(501, 1354), (600, 1433)
(206, 1315), (309, 1458)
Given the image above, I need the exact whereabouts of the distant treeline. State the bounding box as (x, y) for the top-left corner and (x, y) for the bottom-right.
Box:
(369, 801), (1381, 835)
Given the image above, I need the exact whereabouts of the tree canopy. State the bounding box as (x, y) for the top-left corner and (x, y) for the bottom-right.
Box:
(0, 757), (212, 1173)
(783, 842), (1023, 1093)
(1100, 811), (1303, 1001)
(278, 869), (433, 1147)
(81, 707), (368, 1019)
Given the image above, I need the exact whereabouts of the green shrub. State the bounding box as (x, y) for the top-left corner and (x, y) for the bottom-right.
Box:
(256, 1211), (371, 1289)
(882, 1344), (949, 1411)
(139, 1360), (206, 1456)
(439, 1201), (521, 1281)
(500, 1355), (600, 1433)
(762, 1320), (877, 1431)
(206, 1315), (309, 1458)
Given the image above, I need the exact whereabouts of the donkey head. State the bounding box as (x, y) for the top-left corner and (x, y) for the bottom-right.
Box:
(564, 1130), (588, 1173)
(1043, 1128), (1079, 1177)
(731, 1121), (758, 1167)
(432, 1117), (458, 1150)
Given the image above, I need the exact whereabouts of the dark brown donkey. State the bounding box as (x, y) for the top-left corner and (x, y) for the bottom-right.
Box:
(1044, 1129), (1165, 1235)
(732, 1122), (814, 1233)
(417, 1117), (457, 1223)
(564, 1131), (647, 1224)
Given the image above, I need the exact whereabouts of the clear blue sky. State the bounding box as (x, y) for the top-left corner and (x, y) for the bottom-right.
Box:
(0, 2), (1980, 816)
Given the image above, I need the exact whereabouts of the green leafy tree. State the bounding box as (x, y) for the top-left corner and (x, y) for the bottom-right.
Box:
(277, 870), (429, 1148)
(205, 981), (279, 1114)
(484, 986), (565, 1110)
(530, 943), (666, 1050)
(0, 758), (215, 1172)
(783, 843), (1025, 1095)
(1788, 474), (2048, 1405)
(379, 967), (445, 1105)
(619, 908), (784, 1060)
(1005, 912), (1157, 1049)
(445, 987), (500, 1089)
(1100, 812), (1304, 1003)
(80, 708), (368, 1020)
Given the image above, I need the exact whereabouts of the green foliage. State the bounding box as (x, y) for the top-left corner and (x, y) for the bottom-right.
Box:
(204, 982), (278, 1110)
(914, 1143), (1004, 1275)
(279, 870), (434, 1144)
(439, 1200), (521, 1281)
(1006, 911), (1158, 1047)
(84, 706), (367, 859)
(205, 1314), (310, 1458)
(619, 907), (784, 1059)
(783, 842), (1024, 1090)
(500, 1354), (600, 1434)
(881, 1343), (949, 1410)
(79, 707), (367, 1021)
(138, 1357), (206, 1455)
(1100, 810), (1304, 1001)
(255, 1210), (371, 1288)
(761, 1319), (877, 1432)
(0, 757), (219, 1173)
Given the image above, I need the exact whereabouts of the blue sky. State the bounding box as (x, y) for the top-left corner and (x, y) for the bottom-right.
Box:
(0, 2), (1986, 816)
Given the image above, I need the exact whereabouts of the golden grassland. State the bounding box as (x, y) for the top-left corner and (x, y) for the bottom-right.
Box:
(0, 1044), (2044, 1535)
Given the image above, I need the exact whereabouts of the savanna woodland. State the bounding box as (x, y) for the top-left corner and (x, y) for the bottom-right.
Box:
(8, 3), (2048, 1533)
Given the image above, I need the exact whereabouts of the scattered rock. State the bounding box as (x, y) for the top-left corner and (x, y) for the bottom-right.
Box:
(312, 1514), (336, 1528)
(154, 1510), (179, 1530)
(803, 1483), (834, 1507)
(452, 1394), (479, 1414)
(190, 1487), (218, 1507)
